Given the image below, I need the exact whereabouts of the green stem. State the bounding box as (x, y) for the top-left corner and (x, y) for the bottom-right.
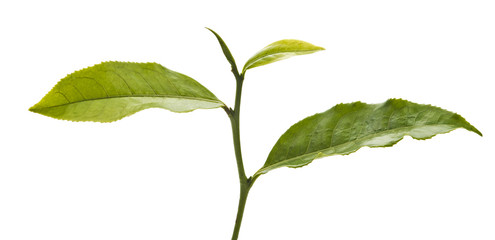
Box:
(228, 77), (247, 184)
(209, 28), (252, 239)
(224, 71), (252, 240)
(231, 183), (250, 240)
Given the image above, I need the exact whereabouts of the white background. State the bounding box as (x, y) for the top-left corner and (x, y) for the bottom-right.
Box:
(1, 0), (494, 239)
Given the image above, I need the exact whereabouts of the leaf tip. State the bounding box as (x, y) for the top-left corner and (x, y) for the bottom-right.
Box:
(29, 101), (44, 114)
(470, 126), (483, 137)
(28, 105), (38, 113)
(205, 27), (218, 36)
(460, 117), (482, 137)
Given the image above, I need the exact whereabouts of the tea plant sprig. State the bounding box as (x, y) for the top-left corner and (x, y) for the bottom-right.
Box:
(29, 29), (482, 240)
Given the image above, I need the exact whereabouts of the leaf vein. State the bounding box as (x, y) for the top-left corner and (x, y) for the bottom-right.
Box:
(72, 76), (110, 97)
(32, 95), (223, 110)
(134, 70), (158, 95)
(144, 67), (182, 96)
(260, 123), (458, 175)
(105, 69), (135, 95)
(54, 91), (71, 103)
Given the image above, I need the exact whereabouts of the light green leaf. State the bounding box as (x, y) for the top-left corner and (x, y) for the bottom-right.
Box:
(255, 99), (482, 177)
(29, 61), (225, 122)
(242, 39), (324, 75)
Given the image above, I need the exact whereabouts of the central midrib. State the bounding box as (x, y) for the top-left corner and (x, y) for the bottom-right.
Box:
(32, 94), (224, 110)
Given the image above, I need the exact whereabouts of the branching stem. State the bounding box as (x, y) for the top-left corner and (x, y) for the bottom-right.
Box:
(225, 70), (253, 240)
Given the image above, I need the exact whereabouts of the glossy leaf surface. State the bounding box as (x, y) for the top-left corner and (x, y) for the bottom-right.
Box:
(255, 99), (482, 177)
(242, 39), (324, 74)
(30, 62), (224, 122)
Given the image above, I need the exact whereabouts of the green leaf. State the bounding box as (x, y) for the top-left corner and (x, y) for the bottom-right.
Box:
(242, 39), (324, 75)
(206, 28), (240, 78)
(255, 99), (482, 177)
(29, 61), (225, 122)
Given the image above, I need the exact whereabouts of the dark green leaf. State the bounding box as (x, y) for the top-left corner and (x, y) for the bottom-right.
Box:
(29, 61), (225, 122)
(242, 39), (324, 75)
(255, 99), (482, 177)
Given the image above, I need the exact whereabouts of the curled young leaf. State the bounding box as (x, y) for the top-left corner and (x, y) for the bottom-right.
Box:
(206, 28), (240, 78)
(29, 62), (225, 122)
(255, 99), (482, 177)
(242, 39), (324, 75)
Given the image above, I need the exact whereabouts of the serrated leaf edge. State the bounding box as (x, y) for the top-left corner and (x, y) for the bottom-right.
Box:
(29, 61), (226, 123)
(254, 98), (482, 177)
